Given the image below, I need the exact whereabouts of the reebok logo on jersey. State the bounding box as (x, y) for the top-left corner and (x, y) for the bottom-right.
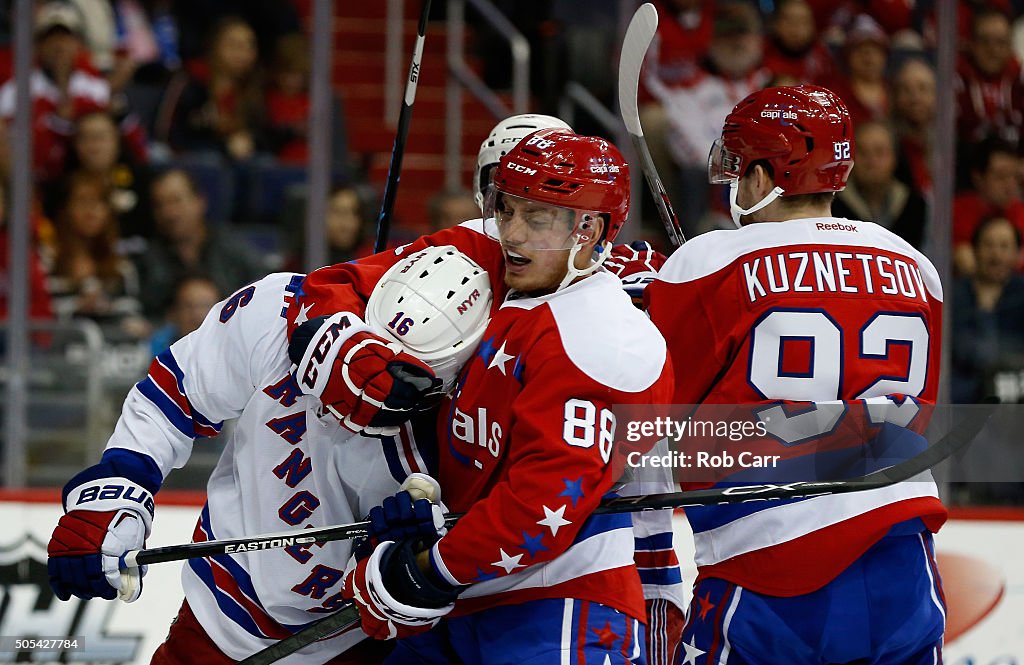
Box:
(816, 222), (858, 232)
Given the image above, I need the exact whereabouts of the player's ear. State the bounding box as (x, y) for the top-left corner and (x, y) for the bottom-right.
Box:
(750, 163), (775, 198)
(576, 213), (605, 250)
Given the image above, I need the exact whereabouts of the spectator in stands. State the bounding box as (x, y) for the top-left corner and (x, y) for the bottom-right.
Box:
(833, 120), (927, 248)
(159, 16), (267, 161)
(324, 185), (371, 262)
(0, 3), (109, 182)
(891, 57), (936, 197)
(148, 273), (220, 355)
(646, 1), (770, 237)
(645, 0), (714, 89)
(58, 110), (152, 245)
(0, 180), (54, 327)
(953, 137), (1024, 275)
(955, 8), (1023, 154)
(173, 0), (301, 69)
(135, 168), (264, 319)
(49, 172), (139, 321)
(264, 31), (350, 180)
(831, 14), (890, 126)
(427, 187), (479, 231)
(763, 0), (835, 84)
(953, 215), (1024, 404)
(67, 0), (176, 113)
(636, 0), (713, 239)
(265, 33), (310, 165)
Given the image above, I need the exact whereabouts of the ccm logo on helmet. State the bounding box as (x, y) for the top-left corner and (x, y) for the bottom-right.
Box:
(761, 109), (798, 120)
(506, 162), (538, 176)
(457, 289), (482, 315)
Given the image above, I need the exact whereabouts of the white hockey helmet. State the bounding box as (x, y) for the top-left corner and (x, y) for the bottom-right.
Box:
(366, 246), (492, 392)
(474, 113), (572, 213)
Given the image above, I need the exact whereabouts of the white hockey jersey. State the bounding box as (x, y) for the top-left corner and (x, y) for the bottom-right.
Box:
(106, 273), (431, 663)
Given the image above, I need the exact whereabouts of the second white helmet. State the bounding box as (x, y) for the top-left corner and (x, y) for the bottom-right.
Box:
(366, 246), (492, 392)
(474, 113), (572, 213)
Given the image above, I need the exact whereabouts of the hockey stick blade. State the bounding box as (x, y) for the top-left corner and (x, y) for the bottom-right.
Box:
(125, 406), (990, 568)
(617, 3), (686, 247)
(374, 0), (432, 253)
(238, 601), (359, 665)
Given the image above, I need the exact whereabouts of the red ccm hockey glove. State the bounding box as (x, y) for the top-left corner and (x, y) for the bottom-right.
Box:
(289, 313), (444, 435)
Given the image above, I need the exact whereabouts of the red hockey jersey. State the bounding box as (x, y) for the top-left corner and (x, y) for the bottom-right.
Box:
(290, 220), (674, 620)
(645, 217), (945, 596)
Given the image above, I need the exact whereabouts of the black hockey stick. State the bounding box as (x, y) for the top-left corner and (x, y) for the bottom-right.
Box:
(125, 406), (990, 568)
(373, 0), (432, 253)
(237, 406), (992, 664)
(617, 2), (686, 247)
(238, 602), (360, 665)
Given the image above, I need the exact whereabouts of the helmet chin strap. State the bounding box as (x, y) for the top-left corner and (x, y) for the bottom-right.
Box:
(729, 182), (785, 227)
(557, 238), (608, 292)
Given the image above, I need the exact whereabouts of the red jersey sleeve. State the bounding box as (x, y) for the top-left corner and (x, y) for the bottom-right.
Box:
(285, 221), (506, 336)
(645, 261), (739, 405)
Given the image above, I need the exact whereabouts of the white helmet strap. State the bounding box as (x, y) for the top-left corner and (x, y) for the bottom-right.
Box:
(729, 182), (785, 227)
(557, 239), (610, 292)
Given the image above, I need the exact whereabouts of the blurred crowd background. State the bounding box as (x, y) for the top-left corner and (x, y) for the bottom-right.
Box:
(0, 0), (1021, 501)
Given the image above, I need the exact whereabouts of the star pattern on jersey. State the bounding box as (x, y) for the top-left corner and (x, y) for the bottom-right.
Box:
(537, 504), (571, 537)
(487, 341), (515, 375)
(517, 530), (549, 558)
(558, 476), (585, 508)
(511, 355), (526, 382)
(696, 592), (715, 621)
(679, 637), (706, 665)
(293, 302), (314, 326)
(475, 336), (499, 366)
(592, 621), (620, 649)
(491, 548), (526, 574)
(473, 566), (498, 582)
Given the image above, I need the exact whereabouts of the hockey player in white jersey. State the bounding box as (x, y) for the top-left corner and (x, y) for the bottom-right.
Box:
(46, 246), (491, 664)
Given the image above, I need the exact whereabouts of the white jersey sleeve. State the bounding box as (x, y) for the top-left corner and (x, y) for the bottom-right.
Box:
(107, 273), (304, 475)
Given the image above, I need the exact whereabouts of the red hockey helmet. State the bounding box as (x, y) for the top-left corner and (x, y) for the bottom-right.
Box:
(491, 128), (630, 243)
(708, 85), (854, 195)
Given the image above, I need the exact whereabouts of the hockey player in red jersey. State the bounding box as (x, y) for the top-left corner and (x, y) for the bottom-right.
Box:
(476, 113), (686, 665)
(286, 129), (673, 663)
(645, 85), (947, 665)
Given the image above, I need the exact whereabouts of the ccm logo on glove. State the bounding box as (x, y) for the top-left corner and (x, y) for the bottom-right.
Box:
(299, 315), (353, 390)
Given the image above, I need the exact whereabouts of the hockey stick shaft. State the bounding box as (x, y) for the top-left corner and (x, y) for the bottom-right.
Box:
(126, 406), (989, 568)
(235, 407), (992, 665)
(238, 602), (359, 665)
(618, 3), (686, 248)
(373, 0), (432, 253)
